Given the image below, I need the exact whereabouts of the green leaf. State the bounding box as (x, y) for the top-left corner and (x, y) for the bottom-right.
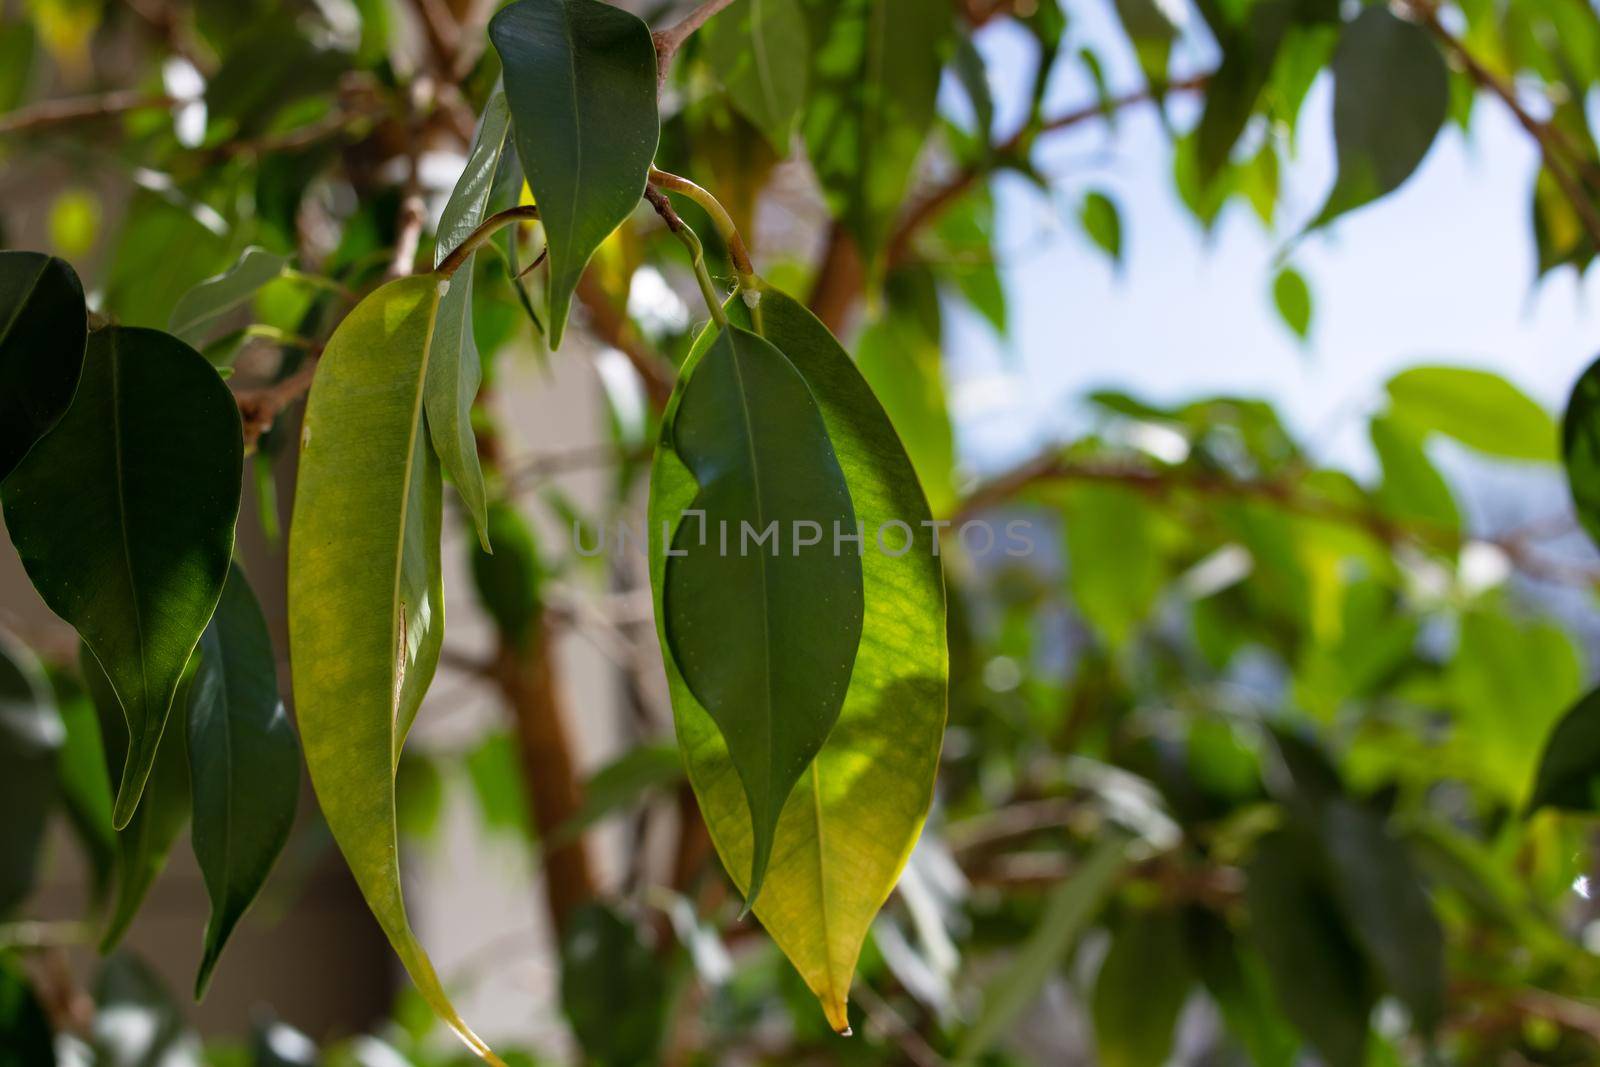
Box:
(955, 834), (1129, 1064)
(1563, 354), (1600, 547)
(188, 564), (300, 998)
(662, 323), (864, 908)
(951, 34), (993, 145)
(1312, 6), (1447, 227)
(286, 275), (497, 1063)
(1092, 909), (1192, 1067)
(0, 251), (86, 481)
(651, 287), (945, 1031)
(1196, 0), (1294, 185)
(103, 188), (231, 329)
(167, 247), (290, 345)
(2, 327), (242, 828)
(1079, 191), (1124, 269)
(801, 0), (952, 268)
(429, 92), (515, 552)
(1271, 266), (1311, 341)
(468, 500), (543, 649)
(1185, 911), (1298, 1067)
(1528, 686), (1600, 812)
(1246, 829), (1373, 1067)
(552, 741), (683, 845)
(1386, 365), (1557, 463)
(54, 677), (116, 906)
(92, 954), (202, 1067)
(0, 955), (54, 1067)
(1114, 0), (1178, 86)
(0, 21), (35, 114)
(0, 630), (64, 917)
(1370, 415), (1458, 532)
(703, 0), (809, 154)
(489, 0), (659, 349)
(1062, 483), (1166, 649)
(463, 733), (528, 837)
(559, 904), (668, 1067)
(85, 646), (193, 953)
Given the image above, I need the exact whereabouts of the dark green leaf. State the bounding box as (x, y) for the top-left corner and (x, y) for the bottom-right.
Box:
(0, 955), (54, 1067)
(1079, 191), (1123, 269)
(951, 35), (993, 145)
(0, 251), (86, 481)
(703, 0), (809, 154)
(1114, 0), (1177, 87)
(429, 92), (515, 551)
(801, 0), (952, 268)
(1387, 364), (1556, 463)
(559, 904), (668, 1067)
(1246, 829), (1373, 1067)
(663, 323), (864, 907)
(0, 631), (64, 916)
(1196, 0), (1294, 185)
(92, 954), (202, 1067)
(1370, 414), (1458, 532)
(1563, 353), (1600, 547)
(188, 564), (300, 998)
(489, 0), (659, 348)
(1185, 911), (1298, 1067)
(2, 327), (241, 828)
(468, 500), (543, 648)
(1092, 910), (1192, 1067)
(1312, 6), (1447, 227)
(168, 247), (290, 345)
(1529, 686), (1600, 812)
(1271, 266), (1311, 340)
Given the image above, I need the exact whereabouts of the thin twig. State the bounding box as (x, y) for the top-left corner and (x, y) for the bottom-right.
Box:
(652, 0), (741, 87)
(0, 91), (176, 136)
(233, 358), (322, 448)
(435, 204), (543, 276)
(649, 166), (756, 279)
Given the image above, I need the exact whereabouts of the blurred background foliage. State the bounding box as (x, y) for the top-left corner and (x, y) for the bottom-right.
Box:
(9, 0), (1600, 1064)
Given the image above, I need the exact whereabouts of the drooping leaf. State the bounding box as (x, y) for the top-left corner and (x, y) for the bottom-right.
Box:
(0, 251), (87, 481)
(1311, 6), (1447, 227)
(1272, 266), (1311, 341)
(703, 0), (809, 154)
(1386, 365), (1556, 463)
(286, 275), (497, 1064)
(2, 327), (241, 828)
(468, 500), (543, 649)
(559, 904), (669, 1067)
(0, 955), (54, 1067)
(1246, 829), (1373, 1067)
(1092, 909), (1192, 1067)
(662, 323), (864, 907)
(428, 92), (515, 551)
(1562, 353), (1600, 547)
(1184, 910), (1298, 1067)
(188, 564), (300, 998)
(1529, 686), (1600, 812)
(92, 954), (203, 1067)
(84, 644), (194, 953)
(1195, 0), (1295, 185)
(489, 0), (659, 348)
(652, 287), (946, 1031)
(801, 0), (952, 268)
(1079, 190), (1123, 269)
(167, 247), (290, 345)
(950, 34), (993, 146)
(0, 630), (64, 917)
(954, 834), (1129, 1064)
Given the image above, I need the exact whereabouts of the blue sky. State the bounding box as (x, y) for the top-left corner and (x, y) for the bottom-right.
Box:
(947, 5), (1600, 477)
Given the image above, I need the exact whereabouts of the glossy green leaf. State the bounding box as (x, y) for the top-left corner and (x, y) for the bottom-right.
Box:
(801, 0), (952, 268)
(0, 630), (64, 916)
(662, 323), (864, 907)
(1092, 909), (1192, 1067)
(428, 92), (514, 551)
(188, 564), (300, 998)
(84, 645), (194, 953)
(1386, 364), (1557, 463)
(286, 275), (497, 1064)
(468, 500), (543, 649)
(559, 904), (668, 1067)
(1528, 686), (1600, 812)
(1247, 829), (1373, 1067)
(1312, 6), (1447, 227)
(652, 287), (946, 1030)
(489, 0), (659, 349)
(1272, 266), (1311, 341)
(0, 955), (54, 1067)
(168, 247), (290, 345)
(0, 251), (86, 482)
(1562, 353), (1600, 547)
(2, 327), (241, 828)
(1079, 191), (1123, 269)
(955, 833), (1128, 1064)
(92, 953), (203, 1067)
(703, 0), (809, 153)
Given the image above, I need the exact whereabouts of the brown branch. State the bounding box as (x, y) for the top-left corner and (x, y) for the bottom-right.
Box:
(233, 358), (321, 449)
(652, 0), (741, 87)
(575, 268), (676, 408)
(0, 91), (176, 136)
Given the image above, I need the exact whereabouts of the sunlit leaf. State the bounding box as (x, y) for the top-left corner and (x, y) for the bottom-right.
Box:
(1271, 266), (1311, 341)
(1079, 191), (1123, 269)
(0, 251), (86, 481)
(489, 0), (659, 348)
(2, 327), (241, 828)
(1386, 365), (1556, 463)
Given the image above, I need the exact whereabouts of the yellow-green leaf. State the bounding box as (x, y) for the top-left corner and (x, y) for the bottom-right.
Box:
(287, 275), (500, 1065)
(649, 286), (946, 1030)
